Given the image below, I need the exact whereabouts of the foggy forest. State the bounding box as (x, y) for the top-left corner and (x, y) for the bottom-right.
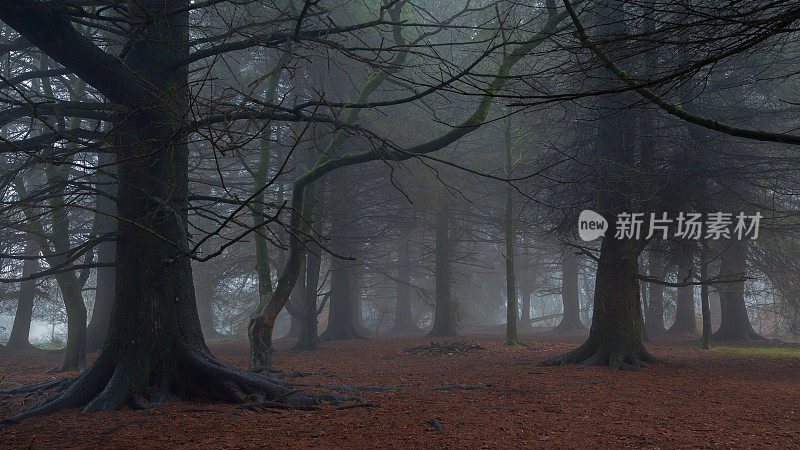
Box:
(2, 0), (800, 447)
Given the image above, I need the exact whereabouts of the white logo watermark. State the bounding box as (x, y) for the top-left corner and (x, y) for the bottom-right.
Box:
(578, 210), (761, 242)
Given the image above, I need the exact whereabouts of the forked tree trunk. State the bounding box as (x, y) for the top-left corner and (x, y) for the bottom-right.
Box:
(553, 249), (585, 333)
(713, 239), (762, 341)
(7, 239), (39, 351)
(429, 205), (457, 337)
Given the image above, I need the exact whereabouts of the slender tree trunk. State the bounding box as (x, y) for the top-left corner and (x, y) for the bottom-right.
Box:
(503, 117), (522, 346)
(520, 287), (531, 327)
(713, 239), (762, 341)
(429, 204), (457, 337)
(553, 249), (585, 332)
(7, 239), (39, 351)
(644, 251), (666, 336)
(393, 238), (419, 333)
(700, 240), (712, 349)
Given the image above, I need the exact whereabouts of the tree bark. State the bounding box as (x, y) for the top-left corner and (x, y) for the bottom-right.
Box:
(429, 204), (457, 337)
(668, 252), (698, 334)
(3, 0), (324, 420)
(713, 239), (762, 341)
(644, 251), (666, 336)
(393, 238), (419, 333)
(553, 249), (585, 333)
(7, 239), (39, 351)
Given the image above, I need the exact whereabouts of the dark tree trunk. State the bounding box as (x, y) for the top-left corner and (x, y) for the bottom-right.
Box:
(644, 251), (666, 336)
(7, 239), (39, 351)
(429, 205), (457, 337)
(4, 0), (326, 420)
(542, 1), (652, 367)
(285, 289), (303, 339)
(193, 261), (223, 340)
(553, 249), (585, 333)
(700, 240), (713, 349)
(85, 153), (116, 352)
(543, 236), (653, 368)
(393, 238), (419, 333)
(321, 255), (364, 340)
(320, 169), (365, 341)
(668, 255), (698, 334)
(520, 287), (531, 327)
(713, 239), (762, 341)
(295, 177), (322, 350)
(295, 247), (321, 350)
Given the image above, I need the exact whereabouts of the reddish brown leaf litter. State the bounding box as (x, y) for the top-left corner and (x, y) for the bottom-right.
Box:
(2, 332), (800, 448)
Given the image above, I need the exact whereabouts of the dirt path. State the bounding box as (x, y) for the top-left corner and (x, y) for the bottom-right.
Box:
(2, 332), (799, 448)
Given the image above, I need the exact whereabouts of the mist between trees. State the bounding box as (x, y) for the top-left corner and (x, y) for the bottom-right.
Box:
(1, 0), (800, 422)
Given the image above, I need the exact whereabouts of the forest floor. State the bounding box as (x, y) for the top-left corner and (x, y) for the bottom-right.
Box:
(2, 331), (800, 448)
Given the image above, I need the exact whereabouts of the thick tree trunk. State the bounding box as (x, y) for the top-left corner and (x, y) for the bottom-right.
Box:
(393, 238), (419, 333)
(429, 205), (457, 337)
(5, 1), (327, 420)
(543, 236), (653, 369)
(668, 255), (698, 334)
(553, 249), (585, 333)
(7, 239), (39, 351)
(713, 239), (762, 341)
(320, 169), (365, 341)
(321, 255), (365, 340)
(644, 251), (666, 336)
(85, 153), (116, 352)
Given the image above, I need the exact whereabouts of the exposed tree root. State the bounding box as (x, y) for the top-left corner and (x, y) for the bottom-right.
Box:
(0, 348), (363, 428)
(539, 340), (659, 370)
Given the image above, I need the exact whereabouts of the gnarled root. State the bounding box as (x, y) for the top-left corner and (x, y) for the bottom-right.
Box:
(539, 341), (659, 370)
(1, 347), (362, 428)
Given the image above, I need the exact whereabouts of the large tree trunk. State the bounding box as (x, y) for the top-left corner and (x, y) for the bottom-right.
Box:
(668, 254), (698, 334)
(542, 1), (652, 367)
(393, 238), (419, 333)
(644, 251), (666, 336)
(543, 236), (653, 368)
(320, 169), (365, 341)
(713, 239), (762, 341)
(85, 153), (117, 352)
(7, 239), (39, 351)
(429, 205), (457, 337)
(553, 249), (585, 333)
(5, 0), (325, 420)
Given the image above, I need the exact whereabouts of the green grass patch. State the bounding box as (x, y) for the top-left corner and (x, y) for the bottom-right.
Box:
(717, 346), (800, 358)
